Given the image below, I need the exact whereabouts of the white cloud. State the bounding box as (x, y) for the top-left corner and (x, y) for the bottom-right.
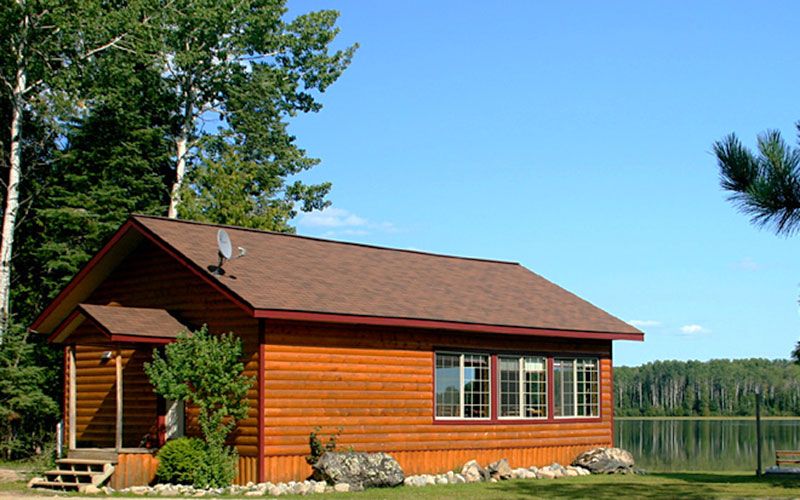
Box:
(297, 207), (397, 237)
(734, 257), (761, 272)
(299, 207), (367, 228)
(680, 324), (709, 335)
(627, 319), (662, 328)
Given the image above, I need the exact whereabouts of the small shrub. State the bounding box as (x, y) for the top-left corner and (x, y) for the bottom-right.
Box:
(305, 427), (342, 465)
(194, 443), (238, 488)
(156, 438), (206, 485)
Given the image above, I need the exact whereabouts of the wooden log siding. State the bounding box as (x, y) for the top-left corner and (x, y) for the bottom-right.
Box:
(85, 240), (260, 457)
(262, 320), (613, 482)
(71, 344), (159, 449)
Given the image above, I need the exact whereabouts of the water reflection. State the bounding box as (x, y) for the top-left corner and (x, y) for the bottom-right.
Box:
(615, 419), (800, 471)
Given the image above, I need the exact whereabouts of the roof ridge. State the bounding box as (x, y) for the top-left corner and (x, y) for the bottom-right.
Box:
(131, 214), (521, 266)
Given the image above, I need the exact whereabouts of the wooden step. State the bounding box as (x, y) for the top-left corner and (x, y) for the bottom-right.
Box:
(28, 479), (81, 490)
(45, 469), (101, 476)
(57, 458), (113, 466)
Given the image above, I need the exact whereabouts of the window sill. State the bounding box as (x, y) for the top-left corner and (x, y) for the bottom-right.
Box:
(433, 416), (604, 425)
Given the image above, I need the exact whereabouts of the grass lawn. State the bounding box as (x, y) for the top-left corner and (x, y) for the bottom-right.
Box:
(5, 472), (800, 499)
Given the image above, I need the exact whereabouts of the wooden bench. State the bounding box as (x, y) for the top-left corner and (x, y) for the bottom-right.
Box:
(775, 450), (800, 467)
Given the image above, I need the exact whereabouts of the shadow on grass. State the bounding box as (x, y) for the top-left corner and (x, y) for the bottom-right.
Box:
(488, 473), (800, 500)
(653, 471), (800, 489)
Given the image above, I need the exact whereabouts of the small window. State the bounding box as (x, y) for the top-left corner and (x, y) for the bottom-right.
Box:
(554, 358), (599, 418)
(435, 352), (490, 419)
(499, 356), (547, 419)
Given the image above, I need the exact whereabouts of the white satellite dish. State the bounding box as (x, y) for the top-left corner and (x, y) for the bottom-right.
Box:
(210, 229), (246, 276)
(217, 229), (233, 260)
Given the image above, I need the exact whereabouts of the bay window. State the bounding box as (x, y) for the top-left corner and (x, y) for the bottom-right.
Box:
(434, 352), (600, 420)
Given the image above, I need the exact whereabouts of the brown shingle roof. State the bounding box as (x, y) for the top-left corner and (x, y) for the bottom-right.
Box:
(134, 216), (641, 336)
(79, 304), (188, 339)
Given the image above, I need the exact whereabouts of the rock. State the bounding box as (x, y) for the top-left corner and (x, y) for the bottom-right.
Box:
(563, 468), (578, 477)
(82, 484), (101, 495)
(333, 483), (350, 492)
(461, 460), (489, 483)
(267, 485), (283, 496)
(536, 469), (556, 479)
(453, 473), (466, 484)
(313, 481), (327, 493)
(435, 476), (448, 485)
(571, 447), (636, 474)
(487, 458), (513, 480)
(129, 486), (150, 495)
(244, 491), (263, 496)
(513, 468), (535, 479)
(313, 451), (404, 489)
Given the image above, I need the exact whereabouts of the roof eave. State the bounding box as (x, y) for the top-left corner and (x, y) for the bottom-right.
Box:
(254, 309), (645, 341)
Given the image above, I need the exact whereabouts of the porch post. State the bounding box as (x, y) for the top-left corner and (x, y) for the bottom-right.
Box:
(115, 351), (123, 451)
(68, 345), (76, 450)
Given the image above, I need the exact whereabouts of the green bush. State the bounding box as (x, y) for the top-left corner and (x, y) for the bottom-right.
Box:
(194, 443), (238, 488)
(156, 438), (206, 485)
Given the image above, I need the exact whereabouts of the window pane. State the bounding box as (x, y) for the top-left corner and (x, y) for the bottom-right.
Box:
(499, 357), (520, 417)
(576, 359), (599, 417)
(554, 359), (575, 417)
(523, 357), (547, 418)
(463, 354), (490, 419)
(554, 358), (599, 417)
(435, 353), (461, 417)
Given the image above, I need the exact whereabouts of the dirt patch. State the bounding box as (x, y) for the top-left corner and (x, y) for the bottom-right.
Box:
(0, 469), (23, 483)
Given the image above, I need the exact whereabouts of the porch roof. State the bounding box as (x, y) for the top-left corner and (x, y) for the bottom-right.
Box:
(49, 304), (188, 344)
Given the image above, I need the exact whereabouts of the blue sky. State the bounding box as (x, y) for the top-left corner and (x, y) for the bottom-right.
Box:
(284, 1), (800, 366)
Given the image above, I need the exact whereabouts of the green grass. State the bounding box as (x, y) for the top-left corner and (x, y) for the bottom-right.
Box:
(330, 472), (800, 499)
(6, 472), (800, 498)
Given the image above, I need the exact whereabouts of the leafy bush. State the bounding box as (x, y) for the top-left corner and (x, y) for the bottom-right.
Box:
(195, 442), (238, 488)
(156, 437), (206, 485)
(145, 326), (254, 487)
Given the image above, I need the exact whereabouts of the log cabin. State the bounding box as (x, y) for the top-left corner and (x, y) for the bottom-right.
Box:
(31, 215), (643, 488)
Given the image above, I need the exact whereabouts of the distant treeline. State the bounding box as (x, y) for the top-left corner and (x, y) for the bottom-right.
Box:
(614, 359), (800, 417)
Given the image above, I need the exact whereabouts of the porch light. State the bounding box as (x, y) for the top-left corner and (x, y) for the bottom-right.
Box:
(101, 351), (113, 361)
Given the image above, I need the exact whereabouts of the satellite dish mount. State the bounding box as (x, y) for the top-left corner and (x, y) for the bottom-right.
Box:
(209, 229), (246, 276)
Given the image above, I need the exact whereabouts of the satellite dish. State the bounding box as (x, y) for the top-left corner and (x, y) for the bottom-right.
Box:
(209, 229), (246, 276)
(217, 229), (233, 260)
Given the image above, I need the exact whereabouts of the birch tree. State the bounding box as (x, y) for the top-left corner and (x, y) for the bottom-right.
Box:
(0, 0), (142, 341)
(148, 0), (357, 223)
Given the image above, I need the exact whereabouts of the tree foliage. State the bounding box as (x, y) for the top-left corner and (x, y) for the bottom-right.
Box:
(615, 358), (800, 417)
(140, 0), (356, 223)
(0, 324), (58, 459)
(145, 326), (254, 486)
(714, 126), (800, 235)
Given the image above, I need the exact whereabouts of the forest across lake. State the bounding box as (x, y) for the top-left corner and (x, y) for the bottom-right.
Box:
(614, 358), (800, 417)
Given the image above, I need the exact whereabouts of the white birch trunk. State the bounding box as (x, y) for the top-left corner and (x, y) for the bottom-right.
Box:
(167, 134), (187, 218)
(0, 6), (27, 342)
(167, 79), (194, 219)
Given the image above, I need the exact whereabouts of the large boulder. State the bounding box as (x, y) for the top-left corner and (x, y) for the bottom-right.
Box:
(312, 452), (404, 490)
(487, 459), (513, 480)
(461, 460), (489, 483)
(571, 447), (636, 474)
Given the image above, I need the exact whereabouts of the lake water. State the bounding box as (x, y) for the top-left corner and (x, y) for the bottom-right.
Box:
(614, 419), (800, 471)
